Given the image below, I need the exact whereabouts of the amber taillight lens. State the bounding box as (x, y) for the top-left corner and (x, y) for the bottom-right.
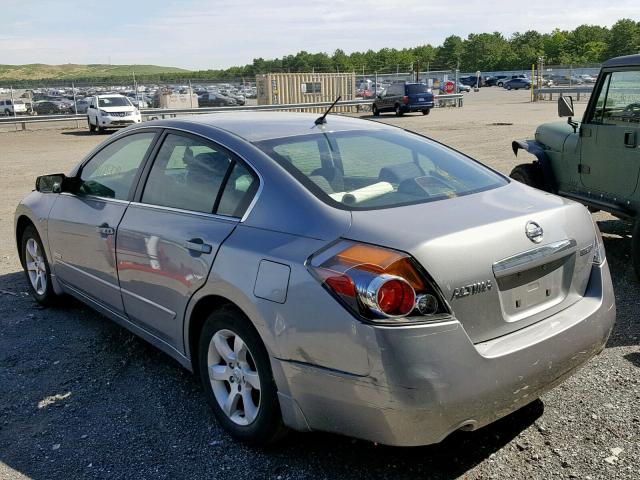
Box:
(307, 240), (447, 323)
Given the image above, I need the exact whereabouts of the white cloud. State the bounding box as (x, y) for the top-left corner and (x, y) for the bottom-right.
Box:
(1, 0), (637, 69)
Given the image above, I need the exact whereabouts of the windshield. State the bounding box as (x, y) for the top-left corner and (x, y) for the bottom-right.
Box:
(255, 129), (507, 210)
(98, 96), (132, 108)
(406, 84), (429, 94)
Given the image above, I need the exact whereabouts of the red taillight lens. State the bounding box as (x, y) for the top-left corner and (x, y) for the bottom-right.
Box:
(376, 278), (415, 316)
(308, 240), (446, 323)
(403, 95), (409, 104)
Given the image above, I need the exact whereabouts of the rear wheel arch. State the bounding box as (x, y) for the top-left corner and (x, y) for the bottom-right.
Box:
(187, 295), (261, 375)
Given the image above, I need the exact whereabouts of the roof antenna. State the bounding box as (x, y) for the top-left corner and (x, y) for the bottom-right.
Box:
(315, 96), (341, 125)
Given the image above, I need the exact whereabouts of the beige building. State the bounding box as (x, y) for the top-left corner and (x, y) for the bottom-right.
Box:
(256, 72), (356, 112)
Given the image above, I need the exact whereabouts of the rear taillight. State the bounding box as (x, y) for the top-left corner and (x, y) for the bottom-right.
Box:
(592, 218), (606, 265)
(308, 240), (448, 323)
(402, 95), (409, 105)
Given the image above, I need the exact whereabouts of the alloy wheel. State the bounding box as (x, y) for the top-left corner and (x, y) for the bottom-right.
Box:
(25, 238), (47, 295)
(207, 329), (261, 426)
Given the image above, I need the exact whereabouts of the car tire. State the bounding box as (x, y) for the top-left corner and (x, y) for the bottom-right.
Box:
(21, 224), (57, 307)
(632, 220), (640, 280)
(509, 163), (544, 189)
(372, 104), (380, 116)
(88, 117), (96, 133)
(97, 121), (105, 134)
(198, 306), (288, 446)
(422, 109), (430, 115)
(507, 85), (512, 91)
(394, 104), (404, 117)
(498, 82), (503, 87)
(4, 109), (10, 116)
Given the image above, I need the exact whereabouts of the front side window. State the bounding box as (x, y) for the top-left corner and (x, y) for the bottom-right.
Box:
(600, 70), (640, 126)
(256, 129), (507, 210)
(79, 132), (156, 200)
(142, 133), (232, 214)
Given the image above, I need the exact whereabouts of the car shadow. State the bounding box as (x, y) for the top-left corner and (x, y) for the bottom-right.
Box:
(60, 130), (104, 136)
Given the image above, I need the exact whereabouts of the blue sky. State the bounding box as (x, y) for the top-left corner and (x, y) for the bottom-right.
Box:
(1, 0), (637, 69)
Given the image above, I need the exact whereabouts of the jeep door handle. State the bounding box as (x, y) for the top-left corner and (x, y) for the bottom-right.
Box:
(96, 223), (115, 236)
(184, 238), (212, 254)
(624, 131), (636, 148)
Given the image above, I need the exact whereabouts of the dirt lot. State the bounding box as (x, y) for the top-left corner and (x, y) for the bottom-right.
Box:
(1, 88), (638, 479)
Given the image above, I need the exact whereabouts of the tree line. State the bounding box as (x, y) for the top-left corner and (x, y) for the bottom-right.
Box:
(8, 19), (640, 86)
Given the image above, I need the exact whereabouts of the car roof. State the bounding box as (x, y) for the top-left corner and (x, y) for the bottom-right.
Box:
(174, 112), (394, 142)
(602, 54), (640, 68)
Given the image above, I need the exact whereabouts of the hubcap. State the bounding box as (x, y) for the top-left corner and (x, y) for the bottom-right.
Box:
(25, 238), (47, 295)
(207, 329), (261, 426)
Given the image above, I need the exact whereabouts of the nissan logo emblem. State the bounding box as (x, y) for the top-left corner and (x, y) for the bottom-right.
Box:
(525, 221), (543, 243)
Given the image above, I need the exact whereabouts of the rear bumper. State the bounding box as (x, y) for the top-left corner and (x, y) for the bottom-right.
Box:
(279, 260), (615, 446)
(403, 103), (434, 112)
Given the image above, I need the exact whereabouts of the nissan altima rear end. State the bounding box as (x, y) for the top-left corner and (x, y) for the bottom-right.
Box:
(15, 113), (615, 447)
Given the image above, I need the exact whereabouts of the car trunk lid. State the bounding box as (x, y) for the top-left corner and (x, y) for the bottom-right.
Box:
(346, 182), (596, 343)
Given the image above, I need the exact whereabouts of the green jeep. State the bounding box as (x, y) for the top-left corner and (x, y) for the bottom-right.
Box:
(511, 54), (640, 277)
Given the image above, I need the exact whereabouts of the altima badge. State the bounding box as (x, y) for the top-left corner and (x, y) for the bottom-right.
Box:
(525, 221), (543, 243)
(452, 280), (492, 299)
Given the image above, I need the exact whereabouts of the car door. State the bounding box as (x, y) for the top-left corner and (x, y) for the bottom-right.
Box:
(47, 130), (158, 314)
(115, 131), (259, 349)
(580, 69), (640, 198)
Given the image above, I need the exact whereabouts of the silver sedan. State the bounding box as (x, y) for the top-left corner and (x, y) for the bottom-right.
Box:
(15, 112), (615, 446)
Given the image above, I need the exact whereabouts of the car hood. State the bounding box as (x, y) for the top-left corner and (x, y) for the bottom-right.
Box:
(345, 181), (597, 343)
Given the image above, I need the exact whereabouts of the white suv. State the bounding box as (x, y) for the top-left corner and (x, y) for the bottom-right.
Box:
(1, 99), (27, 116)
(87, 94), (142, 132)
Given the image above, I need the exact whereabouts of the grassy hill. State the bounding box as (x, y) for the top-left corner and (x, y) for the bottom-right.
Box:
(0, 64), (190, 81)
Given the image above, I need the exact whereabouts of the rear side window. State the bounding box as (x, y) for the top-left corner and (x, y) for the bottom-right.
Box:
(142, 133), (232, 214)
(217, 162), (258, 217)
(256, 129), (507, 210)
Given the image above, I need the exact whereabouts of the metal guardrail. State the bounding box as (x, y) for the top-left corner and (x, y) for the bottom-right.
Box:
(0, 95), (464, 129)
(536, 86), (593, 101)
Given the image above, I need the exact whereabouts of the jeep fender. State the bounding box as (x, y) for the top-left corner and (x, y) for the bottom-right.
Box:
(511, 140), (557, 193)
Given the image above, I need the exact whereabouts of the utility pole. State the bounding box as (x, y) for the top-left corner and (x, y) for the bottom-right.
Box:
(536, 56), (545, 101)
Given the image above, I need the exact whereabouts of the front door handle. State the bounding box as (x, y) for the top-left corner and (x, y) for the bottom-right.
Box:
(624, 131), (636, 148)
(96, 223), (115, 236)
(184, 238), (212, 254)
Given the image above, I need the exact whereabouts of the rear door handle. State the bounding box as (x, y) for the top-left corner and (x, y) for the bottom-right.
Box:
(96, 223), (115, 236)
(624, 131), (636, 148)
(184, 238), (212, 254)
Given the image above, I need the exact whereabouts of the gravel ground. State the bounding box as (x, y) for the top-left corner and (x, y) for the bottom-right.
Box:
(1, 88), (638, 479)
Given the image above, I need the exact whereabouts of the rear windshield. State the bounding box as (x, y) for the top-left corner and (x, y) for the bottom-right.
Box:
(255, 129), (507, 210)
(406, 84), (429, 94)
(98, 96), (132, 107)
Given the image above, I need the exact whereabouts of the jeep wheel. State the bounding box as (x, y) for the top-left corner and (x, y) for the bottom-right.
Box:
(372, 104), (380, 117)
(509, 163), (544, 189)
(394, 104), (404, 117)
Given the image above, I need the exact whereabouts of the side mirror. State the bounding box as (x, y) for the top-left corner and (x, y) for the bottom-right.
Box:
(558, 96), (574, 117)
(35, 173), (66, 193)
